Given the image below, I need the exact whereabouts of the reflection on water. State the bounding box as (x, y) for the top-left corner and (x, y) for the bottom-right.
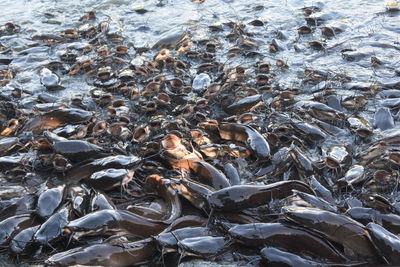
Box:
(1, 0), (397, 144)
(0, 0), (400, 265)
(1, 0), (398, 95)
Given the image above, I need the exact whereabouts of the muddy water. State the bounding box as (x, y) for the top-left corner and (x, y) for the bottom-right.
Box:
(1, 2), (398, 68)
(1, 0), (400, 265)
(1, 0), (395, 168)
(1, 0), (398, 126)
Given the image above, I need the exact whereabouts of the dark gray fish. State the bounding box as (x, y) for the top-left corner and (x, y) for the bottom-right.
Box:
(261, 247), (324, 267)
(225, 94), (263, 115)
(380, 98), (400, 109)
(0, 185), (27, 200)
(49, 137), (107, 163)
(155, 227), (210, 251)
(66, 209), (166, 238)
(40, 68), (65, 90)
(374, 107), (394, 130)
(310, 177), (335, 203)
(90, 192), (115, 212)
(283, 206), (380, 262)
(177, 236), (228, 258)
(222, 163), (240, 185)
(0, 214), (32, 245)
(10, 225), (40, 254)
(292, 190), (337, 212)
(35, 185), (64, 219)
(22, 108), (93, 132)
(152, 30), (188, 49)
(66, 155), (141, 182)
(46, 238), (155, 266)
(229, 223), (344, 262)
(0, 137), (20, 156)
(171, 178), (213, 210)
(0, 195), (36, 221)
(209, 181), (314, 212)
(85, 168), (131, 190)
(34, 208), (69, 245)
(367, 223), (400, 265)
(292, 122), (327, 141)
(346, 207), (400, 234)
(326, 95), (343, 111)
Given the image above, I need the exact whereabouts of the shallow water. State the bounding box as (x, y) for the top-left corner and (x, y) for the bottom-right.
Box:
(1, 0), (398, 129)
(1, 0), (400, 265)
